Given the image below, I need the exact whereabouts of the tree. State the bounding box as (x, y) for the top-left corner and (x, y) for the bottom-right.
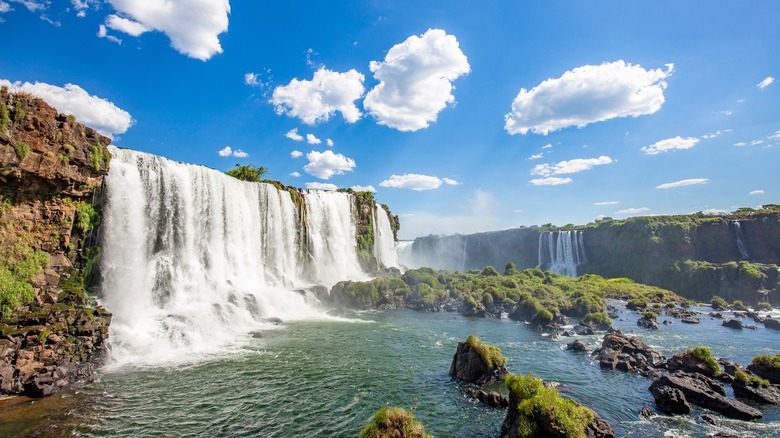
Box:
(225, 164), (268, 182)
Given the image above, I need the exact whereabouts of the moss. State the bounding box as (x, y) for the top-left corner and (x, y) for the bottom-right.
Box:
(735, 370), (770, 387)
(14, 142), (31, 160)
(688, 346), (721, 376)
(466, 335), (506, 368)
(63, 143), (75, 155)
(58, 153), (70, 164)
(506, 373), (595, 438)
(751, 354), (780, 371)
(582, 312), (612, 328)
(360, 407), (432, 438)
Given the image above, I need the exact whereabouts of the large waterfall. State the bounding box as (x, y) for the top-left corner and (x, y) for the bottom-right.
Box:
(373, 204), (399, 269)
(733, 221), (751, 260)
(537, 230), (585, 277)
(99, 148), (395, 366)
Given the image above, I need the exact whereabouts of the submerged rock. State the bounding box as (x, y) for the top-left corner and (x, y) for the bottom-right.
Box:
(465, 387), (509, 408)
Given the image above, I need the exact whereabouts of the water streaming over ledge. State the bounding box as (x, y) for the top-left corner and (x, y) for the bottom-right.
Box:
(537, 230), (585, 277)
(733, 221), (751, 260)
(99, 148), (395, 366)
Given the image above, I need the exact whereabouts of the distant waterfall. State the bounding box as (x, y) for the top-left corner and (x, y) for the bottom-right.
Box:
(373, 205), (399, 269)
(733, 221), (751, 260)
(100, 148), (376, 366)
(537, 230), (585, 277)
(395, 241), (414, 270)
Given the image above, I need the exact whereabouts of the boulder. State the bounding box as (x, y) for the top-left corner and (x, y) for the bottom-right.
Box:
(747, 363), (780, 385)
(763, 318), (780, 330)
(722, 319), (743, 329)
(565, 340), (590, 352)
(465, 388), (509, 408)
(666, 351), (721, 378)
(591, 332), (664, 377)
(681, 317), (700, 324)
(649, 385), (691, 415)
(637, 315), (659, 330)
(449, 337), (508, 386)
(732, 379), (780, 404)
(648, 372), (762, 420)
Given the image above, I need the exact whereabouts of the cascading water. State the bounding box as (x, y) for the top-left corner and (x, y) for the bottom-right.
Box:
(537, 230), (585, 277)
(372, 204), (399, 269)
(100, 148), (375, 366)
(733, 221), (751, 260)
(395, 240), (414, 270)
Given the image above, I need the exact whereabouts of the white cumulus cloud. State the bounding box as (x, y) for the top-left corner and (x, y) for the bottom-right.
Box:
(757, 76), (775, 90)
(217, 146), (247, 158)
(380, 174), (443, 191)
(306, 133), (321, 145)
(594, 201), (620, 206)
(641, 136), (699, 155)
(442, 177), (461, 185)
(505, 60), (673, 135)
(0, 79), (132, 137)
(351, 185), (376, 193)
(749, 190), (764, 195)
(326, 138), (334, 147)
(284, 128), (303, 141)
(290, 150), (303, 158)
(305, 182), (338, 191)
(105, 0), (230, 61)
(532, 156), (613, 176)
(616, 207), (650, 215)
(528, 153), (544, 160)
(290, 171), (301, 178)
(0, 1), (10, 13)
(656, 178), (708, 189)
(304, 150), (356, 180)
(105, 14), (149, 36)
(271, 67), (365, 125)
(364, 28), (470, 132)
(529, 177), (573, 186)
(97, 24), (122, 44)
(244, 72), (259, 86)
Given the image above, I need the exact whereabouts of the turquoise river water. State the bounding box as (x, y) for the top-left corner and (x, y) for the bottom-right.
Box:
(2, 304), (779, 437)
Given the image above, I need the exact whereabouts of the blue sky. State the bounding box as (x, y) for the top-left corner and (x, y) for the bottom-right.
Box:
(1, 1), (778, 239)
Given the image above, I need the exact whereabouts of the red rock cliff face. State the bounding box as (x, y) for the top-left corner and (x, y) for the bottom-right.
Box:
(0, 87), (111, 197)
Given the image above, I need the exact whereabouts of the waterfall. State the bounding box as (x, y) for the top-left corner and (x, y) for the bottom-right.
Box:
(100, 148), (373, 366)
(733, 221), (750, 260)
(373, 205), (399, 269)
(395, 240), (414, 270)
(537, 230), (585, 277)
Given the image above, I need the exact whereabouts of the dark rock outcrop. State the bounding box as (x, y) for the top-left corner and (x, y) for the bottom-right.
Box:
(763, 318), (780, 330)
(722, 319), (743, 329)
(465, 387), (509, 408)
(449, 338), (508, 386)
(637, 315), (659, 330)
(649, 385), (691, 415)
(591, 332), (664, 378)
(666, 351), (721, 378)
(747, 363), (780, 385)
(566, 340), (590, 352)
(648, 372), (762, 420)
(732, 379), (780, 404)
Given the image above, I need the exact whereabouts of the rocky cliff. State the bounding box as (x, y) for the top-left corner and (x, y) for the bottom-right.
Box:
(0, 87), (112, 397)
(405, 208), (780, 304)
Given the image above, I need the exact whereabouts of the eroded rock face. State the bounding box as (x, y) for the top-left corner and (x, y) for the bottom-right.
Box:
(449, 341), (508, 386)
(637, 315), (659, 330)
(732, 379), (780, 404)
(666, 352), (720, 378)
(747, 363), (780, 385)
(648, 372), (762, 420)
(0, 89), (111, 197)
(465, 387), (509, 408)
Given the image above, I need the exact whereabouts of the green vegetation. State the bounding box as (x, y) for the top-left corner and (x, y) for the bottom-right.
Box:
(735, 370), (770, 388)
(0, 103), (9, 133)
(481, 266), (500, 277)
(225, 163), (267, 182)
(732, 299), (744, 307)
(688, 346), (721, 376)
(711, 296), (728, 310)
(14, 142), (30, 160)
(75, 202), (100, 233)
(504, 262), (519, 276)
(506, 373), (594, 438)
(642, 311), (658, 320)
(751, 354), (780, 371)
(88, 143), (111, 171)
(360, 407), (432, 438)
(0, 244), (50, 318)
(465, 335), (506, 368)
(63, 143), (75, 154)
(58, 153), (69, 164)
(13, 100), (26, 124)
(626, 297), (647, 310)
(757, 302), (772, 311)
(0, 194), (12, 216)
(581, 312), (612, 329)
(67, 114), (76, 123)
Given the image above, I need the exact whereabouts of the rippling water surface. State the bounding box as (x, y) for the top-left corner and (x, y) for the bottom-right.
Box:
(5, 305), (780, 437)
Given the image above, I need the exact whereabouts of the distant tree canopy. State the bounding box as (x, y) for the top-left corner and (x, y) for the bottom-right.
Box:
(225, 164), (268, 182)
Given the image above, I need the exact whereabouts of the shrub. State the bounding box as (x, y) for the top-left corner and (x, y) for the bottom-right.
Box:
(225, 164), (267, 182)
(0, 103), (9, 133)
(465, 335), (506, 368)
(75, 202), (100, 233)
(751, 354), (780, 371)
(626, 298), (648, 310)
(688, 346), (721, 376)
(0, 244), (49, 318)
(14, 142), (30, 160)
(89, 143), (111, 171)
(534, 309), (554, 326)
(504, 262), (519, 276)
(13, 100), (26, 124)
(732, 300), (744, 308)
(481, 266), (500, 277)
(360, 407), (431, 438)
(711, 296), (728, 310)
(757, 302), (772, 311)
(506, 373), (594, 438)
(735, 370), (770, 387)
(642, 311), (658, 320)
(63, 143), (75, 154)
(582, 312), (612, 328)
